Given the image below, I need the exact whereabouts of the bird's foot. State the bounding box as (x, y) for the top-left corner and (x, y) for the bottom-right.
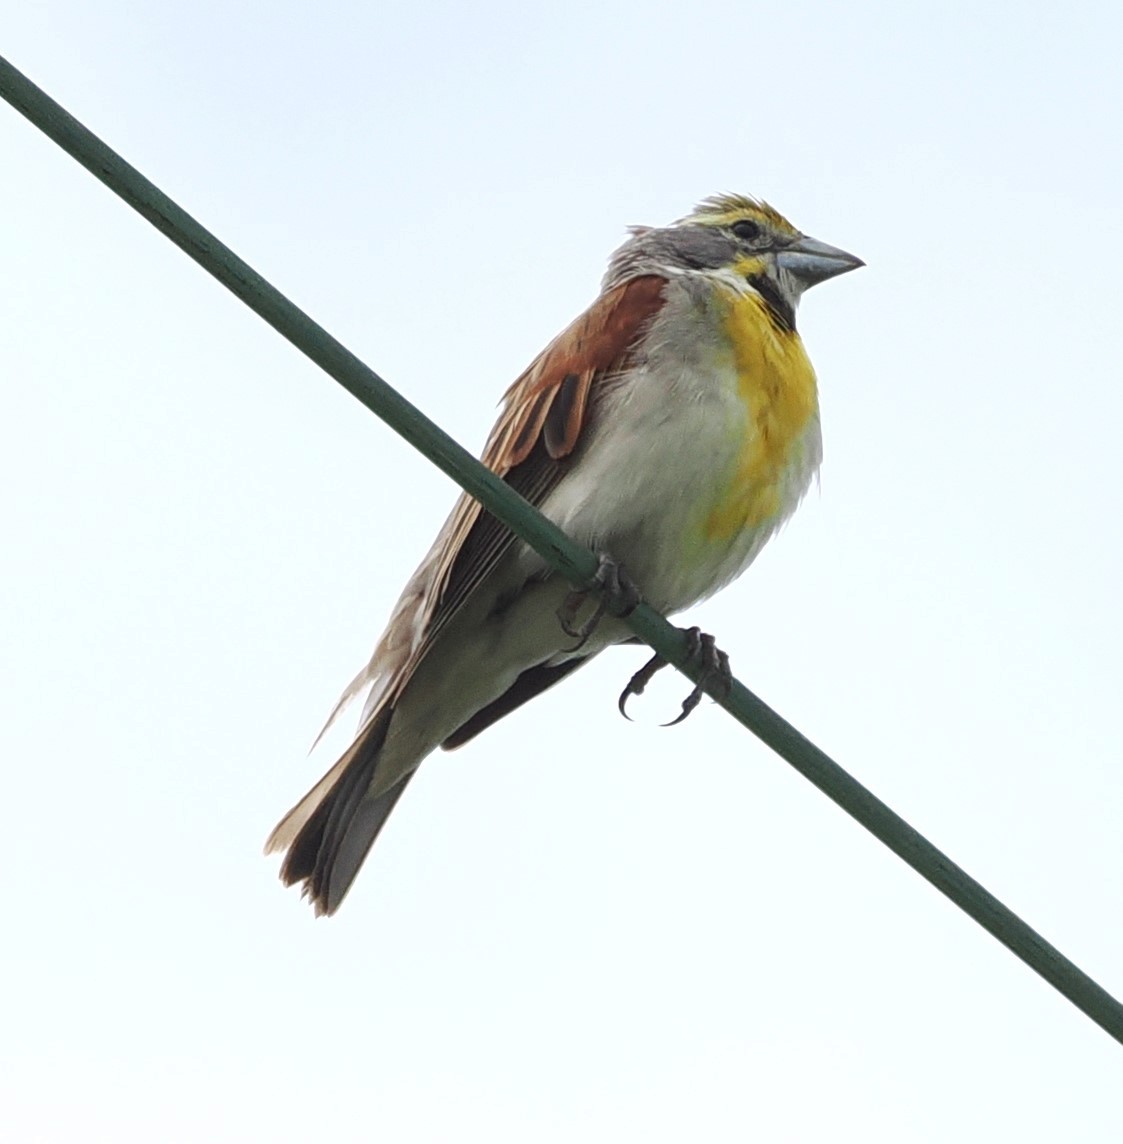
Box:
(557, 553), (642, 650)
(618, 626), (732, 725)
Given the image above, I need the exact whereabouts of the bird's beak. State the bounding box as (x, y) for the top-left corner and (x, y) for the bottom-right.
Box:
(776, 235), (864, 290)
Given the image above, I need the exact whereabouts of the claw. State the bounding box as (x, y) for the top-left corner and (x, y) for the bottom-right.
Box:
(617, 626), (732, 725)
(557, 554), (642, 650)
(617, 648), (667, 720)
(663, 632), (731, 726)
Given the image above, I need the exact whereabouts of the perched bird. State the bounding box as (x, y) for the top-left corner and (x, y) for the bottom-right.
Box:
(266, 193), (862, 914)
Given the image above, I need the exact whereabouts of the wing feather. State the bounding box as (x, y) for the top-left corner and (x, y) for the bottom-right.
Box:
(345, 274), (668, 719)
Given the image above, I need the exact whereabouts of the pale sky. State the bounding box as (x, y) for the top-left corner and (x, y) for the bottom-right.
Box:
(3, 3), (1122, 1141)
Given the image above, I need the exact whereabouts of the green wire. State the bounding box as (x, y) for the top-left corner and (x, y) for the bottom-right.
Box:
(3, 53), (1120, 1045)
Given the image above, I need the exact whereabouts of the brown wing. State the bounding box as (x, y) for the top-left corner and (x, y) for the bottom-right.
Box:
(268, 274), (668, 868)
(384, 273), (668, 700)
(484, 272), (669, 468)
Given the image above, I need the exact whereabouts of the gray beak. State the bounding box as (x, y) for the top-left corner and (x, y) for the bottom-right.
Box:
(776, 234), (864, 290)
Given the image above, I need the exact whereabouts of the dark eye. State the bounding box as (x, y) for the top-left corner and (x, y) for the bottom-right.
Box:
(732, 219), (763, 243)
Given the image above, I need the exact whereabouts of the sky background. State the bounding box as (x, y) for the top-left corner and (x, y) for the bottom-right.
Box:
(3, 2), (1123, 1140)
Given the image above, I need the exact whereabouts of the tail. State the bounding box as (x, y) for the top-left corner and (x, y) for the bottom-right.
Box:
(265, 706), (413, 916)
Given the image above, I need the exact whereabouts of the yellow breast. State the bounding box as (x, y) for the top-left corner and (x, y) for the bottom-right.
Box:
(703, 287), (819, 540)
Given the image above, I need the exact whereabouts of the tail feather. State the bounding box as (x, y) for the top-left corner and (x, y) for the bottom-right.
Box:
(266, 705), (412, 916)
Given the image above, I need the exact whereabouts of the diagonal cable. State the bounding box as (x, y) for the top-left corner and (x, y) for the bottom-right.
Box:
(2, 54), (1120, 1045)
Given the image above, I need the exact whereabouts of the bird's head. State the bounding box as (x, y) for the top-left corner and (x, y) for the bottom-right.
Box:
(607, 193), (863, 330)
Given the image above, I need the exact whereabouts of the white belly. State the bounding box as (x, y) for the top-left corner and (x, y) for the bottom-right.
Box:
(532, 308), (822, 615)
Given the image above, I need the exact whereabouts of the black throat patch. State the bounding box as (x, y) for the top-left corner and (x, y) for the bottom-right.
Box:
(747, 274), (796, 333)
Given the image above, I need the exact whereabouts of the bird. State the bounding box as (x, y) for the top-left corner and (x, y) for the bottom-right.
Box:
(266, 193), (862, 915)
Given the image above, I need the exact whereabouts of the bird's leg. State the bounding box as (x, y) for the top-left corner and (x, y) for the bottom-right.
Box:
(557, 553), (642, 650)
(618, 626), (732, 725)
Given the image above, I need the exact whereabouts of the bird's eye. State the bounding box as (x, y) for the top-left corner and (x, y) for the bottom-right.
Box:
(732, 219), (763, 243)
